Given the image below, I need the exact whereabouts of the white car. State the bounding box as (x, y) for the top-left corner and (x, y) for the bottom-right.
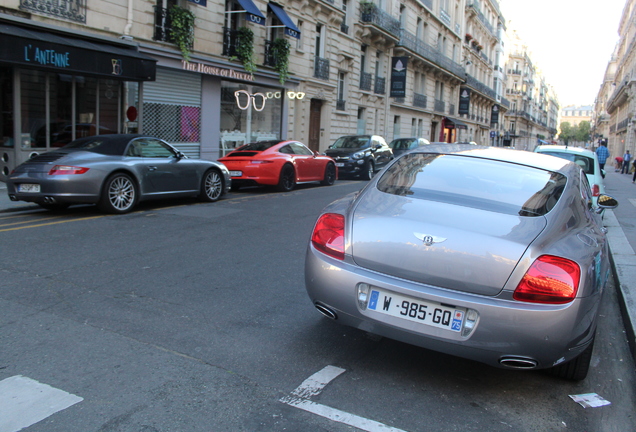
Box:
(534, 145), (605, 206)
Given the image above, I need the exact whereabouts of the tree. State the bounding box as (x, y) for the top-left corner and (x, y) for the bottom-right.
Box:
(575, 121), (591, 143)
(559, 122), (574, 145)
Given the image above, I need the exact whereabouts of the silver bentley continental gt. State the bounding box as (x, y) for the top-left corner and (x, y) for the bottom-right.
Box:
(305, 144), (618, 381)
(7, 134), (231, 214)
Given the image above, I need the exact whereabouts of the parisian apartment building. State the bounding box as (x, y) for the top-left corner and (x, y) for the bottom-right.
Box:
(594, 0), (634, 162)
(0, 0), (559, 181)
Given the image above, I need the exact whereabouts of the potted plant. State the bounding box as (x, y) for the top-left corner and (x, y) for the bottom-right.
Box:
(272, 37), (291, 84)
(235, 27), (257, 74)
(168, 5), (195, 60)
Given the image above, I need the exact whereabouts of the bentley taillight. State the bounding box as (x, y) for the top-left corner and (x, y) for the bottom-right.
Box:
(513, 255), (580, 304)
(311, 213), (345, 260)
(49, 165), (90, 175)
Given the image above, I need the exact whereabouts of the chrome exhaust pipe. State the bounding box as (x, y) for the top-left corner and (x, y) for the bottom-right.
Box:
(9, 194), (17, 201)
(43, 196), (56, 204)
(315, 303), (337, 320)
(499, 356), (538, 369)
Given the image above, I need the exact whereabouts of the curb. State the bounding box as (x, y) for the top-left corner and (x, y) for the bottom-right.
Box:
(605, 209), (636, 361)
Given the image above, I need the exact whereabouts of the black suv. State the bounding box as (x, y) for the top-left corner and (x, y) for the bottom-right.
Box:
(325, 135), (393, 180)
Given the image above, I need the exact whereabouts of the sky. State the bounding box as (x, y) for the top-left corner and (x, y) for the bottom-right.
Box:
(498, 0), (626, 107)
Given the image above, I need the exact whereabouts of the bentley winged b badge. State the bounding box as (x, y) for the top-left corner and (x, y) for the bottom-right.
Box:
(414, 232), (447, 247)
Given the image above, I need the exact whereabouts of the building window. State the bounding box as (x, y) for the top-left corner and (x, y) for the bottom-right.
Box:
(393, 115), (401, 138)
(357, 107), (366, 134)
(337, 72), (346, 111)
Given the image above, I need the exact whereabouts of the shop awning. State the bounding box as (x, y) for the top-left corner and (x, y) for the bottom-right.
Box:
(268, 3), (301, 39)
(445, 117), (468, 130)
(236, 0), (266, 25)
(0, 22), (156, 81)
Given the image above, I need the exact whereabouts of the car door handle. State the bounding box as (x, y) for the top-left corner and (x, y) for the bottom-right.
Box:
(148, 166), (157, 171)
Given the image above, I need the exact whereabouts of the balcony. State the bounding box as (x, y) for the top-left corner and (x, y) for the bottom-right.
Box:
(413, 93), (427, 108)
(20, 0), (86, 23)
(360, 3), (400, 40)
(396, 30), (464, 79)
(341, 22), (349, 34)
(314, 56), (330, 80)
(374, 76), (386, 94)
(360, 72), (373, 91)
(465, 75), (497, 100)
(336, 99), (346, 111)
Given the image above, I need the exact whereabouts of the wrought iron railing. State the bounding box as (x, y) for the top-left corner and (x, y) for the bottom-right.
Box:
(223, 28), (240, 57)
(360, 72), (373, 91)
(336, 99), (346, 111)
(314, 56), (330, 80)
(434, 99), (445, 113)
(465, 74), (497, 100)
(20, 0), (86, 23)
(263, 40), (276, 67)
(154, 5), (175, 43)
(341, 23), (349, 34)
(374, 76), (386, 94)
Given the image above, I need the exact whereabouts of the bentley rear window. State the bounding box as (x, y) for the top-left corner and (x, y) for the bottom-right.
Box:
(376, 153), (566, 216)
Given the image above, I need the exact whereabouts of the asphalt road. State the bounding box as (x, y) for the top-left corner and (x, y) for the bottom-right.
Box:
(1, 180), (635, 432)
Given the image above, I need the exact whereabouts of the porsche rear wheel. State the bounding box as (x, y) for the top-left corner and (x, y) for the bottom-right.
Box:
(320, 163), (337, 186)
(98, 173), (138, 214)
(200, 169), (223, 202)
(277, 164), (296, 192)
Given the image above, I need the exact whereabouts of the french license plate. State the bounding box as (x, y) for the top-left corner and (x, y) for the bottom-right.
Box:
(18, 183), (40, 193)
(229, 171), (242, 177)
(368, 289), (464, 332)
(335, 163), (345, 167)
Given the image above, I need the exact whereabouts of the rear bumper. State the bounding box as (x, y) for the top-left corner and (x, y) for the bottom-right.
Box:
(304, 245), (598, 370)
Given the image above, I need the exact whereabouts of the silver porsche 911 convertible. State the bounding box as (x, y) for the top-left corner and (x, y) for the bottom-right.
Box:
(305, 144), (618, 381)
(7, 134), (231, 214)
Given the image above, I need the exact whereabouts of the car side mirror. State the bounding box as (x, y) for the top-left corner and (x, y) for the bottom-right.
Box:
(596, 194), (618, 210)
(175, 151), (185, 160)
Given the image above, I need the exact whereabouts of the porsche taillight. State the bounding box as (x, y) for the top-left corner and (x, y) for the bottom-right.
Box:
(591, 184), (600, 197)
(49, 165), (90, 175)
(311, 213), (345, 260)
(513, 255), (580, 304)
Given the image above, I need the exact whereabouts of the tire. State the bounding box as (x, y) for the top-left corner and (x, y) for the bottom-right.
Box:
(98, 173), (138, 214)
(38, 202), (70, 211)
(547, 335), (595, 381)
(362, 160), (375, 181)
(277, 164), (296, 192)
(200, 169), (223, 202)
(320, 163), (337, 186)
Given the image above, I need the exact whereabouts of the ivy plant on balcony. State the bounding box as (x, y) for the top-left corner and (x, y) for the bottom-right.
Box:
(168, 5), (195, 61)
(235, 27), (257, 75)
(360, 1), (376, 16)
(272, 37), (291, 84)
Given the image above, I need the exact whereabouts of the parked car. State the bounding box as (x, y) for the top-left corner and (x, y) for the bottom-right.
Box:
(218, 140), (336, 192)
(389, 137), (430, 157)
(325, 135), (393, 180)
(305, 144), (618, 381)
(7, 134), (231, 213)
(534, 145), (605, 206)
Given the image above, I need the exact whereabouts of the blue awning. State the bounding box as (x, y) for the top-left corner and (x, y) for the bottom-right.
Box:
(236, 0), (265, 25)
(268, 3), (301, 39)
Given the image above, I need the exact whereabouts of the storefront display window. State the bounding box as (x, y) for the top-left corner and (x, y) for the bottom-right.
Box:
(0, 67), (13, 149)
(220, 80), (282, 155)
(20, 70), (129, 150)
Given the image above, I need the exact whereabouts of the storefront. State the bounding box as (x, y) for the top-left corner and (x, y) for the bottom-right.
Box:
(140, 48), (299, 161)
(0, 16), (156, 182)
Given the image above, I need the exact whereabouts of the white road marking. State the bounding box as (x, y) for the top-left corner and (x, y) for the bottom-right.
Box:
(629, 198), (636, 208)
(0, 375), (83, 432)
(280, 366), (408, 432)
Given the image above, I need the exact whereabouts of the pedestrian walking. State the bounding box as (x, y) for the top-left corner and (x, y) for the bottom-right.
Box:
(596, 142), (610, 169)
(622, 150), (631, 174)
(632, 158), (636, 183)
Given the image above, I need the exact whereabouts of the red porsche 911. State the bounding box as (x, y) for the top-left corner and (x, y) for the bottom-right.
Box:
(219, 140), (337, 192)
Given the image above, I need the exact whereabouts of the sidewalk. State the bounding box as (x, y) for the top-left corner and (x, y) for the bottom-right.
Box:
(1, 175), (635, 361)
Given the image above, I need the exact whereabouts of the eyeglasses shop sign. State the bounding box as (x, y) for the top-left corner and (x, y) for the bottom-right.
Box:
(390, 57), (408, 98)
